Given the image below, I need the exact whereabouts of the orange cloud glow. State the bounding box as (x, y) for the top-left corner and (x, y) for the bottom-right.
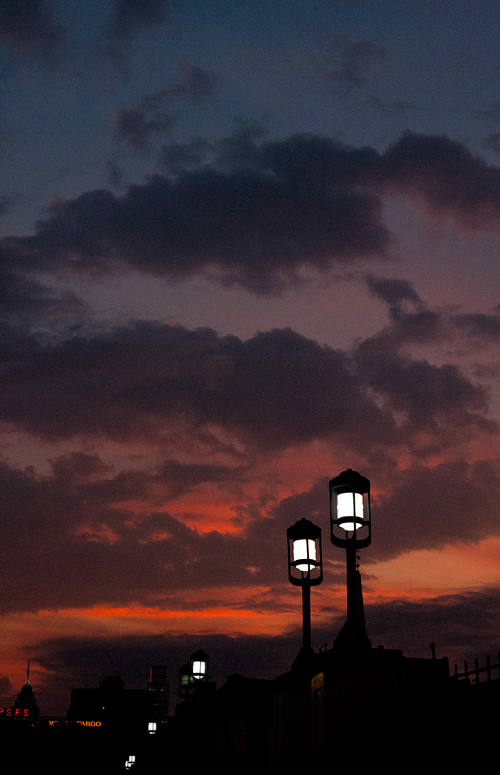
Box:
(365, 537), (500, 596)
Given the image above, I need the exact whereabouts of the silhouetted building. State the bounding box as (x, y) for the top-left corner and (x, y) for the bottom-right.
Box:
(310, 645), (449, 775)
(0, 663), (39, 732)
(11, 676), (40, 728)
(36, 671), (169, 774)
(214, 675), (274, 775)
(148, 665), (169, 726)
(68, 675), (153, 736)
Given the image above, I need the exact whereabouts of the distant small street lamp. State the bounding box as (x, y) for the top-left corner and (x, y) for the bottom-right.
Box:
(178, 662), (194, 698)
(190, 649), (209, 681)
(330, 468), (372, 649)
(178, 650), (210, 698)
(287, 518), (323, 669)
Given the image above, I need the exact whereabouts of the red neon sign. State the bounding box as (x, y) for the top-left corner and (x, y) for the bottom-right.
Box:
(0, 708), (29, 717)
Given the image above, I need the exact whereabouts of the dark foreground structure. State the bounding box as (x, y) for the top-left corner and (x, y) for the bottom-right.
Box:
(168, 646), (500, 775)
(2, 647), (500, 774)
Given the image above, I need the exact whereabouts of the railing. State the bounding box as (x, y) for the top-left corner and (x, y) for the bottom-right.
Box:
(452, 653), (500, 684)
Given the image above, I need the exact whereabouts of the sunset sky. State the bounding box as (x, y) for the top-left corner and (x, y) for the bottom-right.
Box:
(3, 0), (500, 715)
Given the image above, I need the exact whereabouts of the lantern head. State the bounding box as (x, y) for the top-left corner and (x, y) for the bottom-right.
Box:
(287, 518), (323, 586)
(190, 649), (209, 681)
(330, 469), (371, 548)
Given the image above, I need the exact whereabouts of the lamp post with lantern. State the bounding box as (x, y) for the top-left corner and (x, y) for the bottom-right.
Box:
(330, 468), (372, 650)
(287, 518), (323, 669)
(178, 649), (210, 699)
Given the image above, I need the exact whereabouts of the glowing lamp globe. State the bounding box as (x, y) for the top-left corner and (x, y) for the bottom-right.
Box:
(287, 518), (323, 586)
(294, 538), (317, 571)
(330, 469), (371, 549)
(337, 491), (364, 532)
(190, 649), (209, 681)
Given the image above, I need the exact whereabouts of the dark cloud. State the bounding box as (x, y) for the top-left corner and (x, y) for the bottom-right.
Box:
(365, 276), (500, 354)
(6, 135), (389, 295)
(0, 249), (86, 327)
(0, 313), (490, 468)
(105, 0), (170, 42)
(214, 119), (266, 171)
(144, 62), (220, 105)
(2, 315), (488, 461)
(113, 108), (175, 151)
(451, 312), (500, 343)
(0, 451), (274, 614)
(113, 63), (219, 150)
(0, 0), (66, 66)
(372, 459), (500, 559)
(0, 443), (339, 626)
(0, 252), (494, 636)
(482, 132), (500, 157)
(365, 278), (500, 353)
(0, 315), (493, 617)
(5, 130), (500, 296)
(318, 35), (388, 94)
(0, 323), (393, 449)
(356, 344), (491, 446)
(367, 305), (446, 350)
(159, 138), (213, 174)
(366, 275), (424, 310)
(381, 133), (500, 227)
(159, 120), (266, 175)
(363, 95), (411, 115)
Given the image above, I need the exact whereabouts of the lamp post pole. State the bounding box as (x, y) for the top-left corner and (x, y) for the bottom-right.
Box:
(301, 583), (311, 652)
(345, 541), (358, 634)
(287, 518), (323, 669)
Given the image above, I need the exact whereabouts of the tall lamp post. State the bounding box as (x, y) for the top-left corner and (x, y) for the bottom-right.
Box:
(330, 469), (372, 650)
(287, 518), (323, 669)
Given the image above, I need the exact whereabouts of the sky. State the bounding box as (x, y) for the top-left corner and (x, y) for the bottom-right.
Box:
(2, 0), (500, 715)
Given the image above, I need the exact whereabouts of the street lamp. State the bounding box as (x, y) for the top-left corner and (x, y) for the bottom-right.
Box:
(287, 518), (323, 669)
(178, 650), (210, 698)
(178, 662), (194, 698)
(330, 469), (371, 649)
(190, 649), (209, 681)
